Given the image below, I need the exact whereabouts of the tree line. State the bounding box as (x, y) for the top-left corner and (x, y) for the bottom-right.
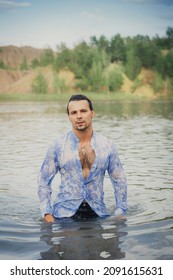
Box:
(1, 26), (173, 95)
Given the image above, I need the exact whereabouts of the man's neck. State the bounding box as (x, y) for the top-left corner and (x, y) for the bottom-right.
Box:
(73, 127), (93, 144)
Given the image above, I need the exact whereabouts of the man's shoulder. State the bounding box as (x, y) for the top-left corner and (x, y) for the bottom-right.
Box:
(94, 132), (114, 149)
(54, 131), (69, 143)
(53, 131), (74, 146)
(94, 131), (113, 143)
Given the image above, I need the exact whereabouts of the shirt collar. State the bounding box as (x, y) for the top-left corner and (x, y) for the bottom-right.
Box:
(70, 130), (96, 147)
(70, 130), (80, 143)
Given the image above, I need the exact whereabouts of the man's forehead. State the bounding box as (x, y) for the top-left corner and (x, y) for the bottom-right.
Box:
(68, 100), (90, 110)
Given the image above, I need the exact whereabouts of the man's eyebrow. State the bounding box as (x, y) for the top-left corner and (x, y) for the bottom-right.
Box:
(70, 108), (88, 113)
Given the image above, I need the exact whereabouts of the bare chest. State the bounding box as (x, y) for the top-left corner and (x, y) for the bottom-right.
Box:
(78, 144), (96, 179)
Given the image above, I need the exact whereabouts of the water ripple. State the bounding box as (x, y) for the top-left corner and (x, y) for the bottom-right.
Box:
(0, 101), (173, 259)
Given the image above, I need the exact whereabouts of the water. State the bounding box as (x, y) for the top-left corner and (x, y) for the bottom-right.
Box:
(0, 100), (173, 260)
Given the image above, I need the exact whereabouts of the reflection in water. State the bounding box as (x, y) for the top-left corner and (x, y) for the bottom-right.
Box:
(40, 218), (127, 260)
(94, 100), (173, 119)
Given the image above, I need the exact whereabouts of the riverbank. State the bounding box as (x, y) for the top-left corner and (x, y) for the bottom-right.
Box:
(0, 91), (169, 103)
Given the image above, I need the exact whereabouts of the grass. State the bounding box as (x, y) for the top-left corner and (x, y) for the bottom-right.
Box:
(0, 91), (152, 103)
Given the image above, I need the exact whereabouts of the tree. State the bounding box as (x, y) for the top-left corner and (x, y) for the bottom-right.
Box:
(156, 50), (173, 79)
(88, 59), (105, 92)
(165, 51), (173, 77)
(90, 35), (109, 52)
(32, 73), (48, 94)
(109, 34), (126, 63)
(54, 47), (74, 71)
(133, 35), (160, 68)
(107, 69), (123, 92)
(72, 42), (94, 78)
(166, 26), (173, 48)
(0, 59), (7, 69)
(20, 56), (29, 70)
(53, 72), (67, 94)
(40, 48), (54, 67)
(125, 42), (142, 80)
(31, 58), (40, 69)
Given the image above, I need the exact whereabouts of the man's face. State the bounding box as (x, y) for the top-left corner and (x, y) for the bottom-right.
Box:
(68, 100), (95, 131)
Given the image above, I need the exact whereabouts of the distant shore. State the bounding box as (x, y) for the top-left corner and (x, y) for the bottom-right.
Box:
(0, 91), (169, 103)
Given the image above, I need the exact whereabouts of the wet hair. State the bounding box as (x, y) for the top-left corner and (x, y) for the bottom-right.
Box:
(67, 94), (94, 115)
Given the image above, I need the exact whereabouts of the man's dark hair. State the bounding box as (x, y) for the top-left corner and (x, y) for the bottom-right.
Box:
(67, 94), (94, 115)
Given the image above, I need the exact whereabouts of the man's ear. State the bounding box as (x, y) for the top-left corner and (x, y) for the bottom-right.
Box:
(91, 110), (95, 118)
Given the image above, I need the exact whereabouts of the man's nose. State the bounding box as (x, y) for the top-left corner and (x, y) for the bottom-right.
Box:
(77, 112), (82, 118)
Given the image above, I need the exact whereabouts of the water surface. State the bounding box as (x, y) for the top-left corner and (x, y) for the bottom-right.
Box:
(0, 100), (173, 259)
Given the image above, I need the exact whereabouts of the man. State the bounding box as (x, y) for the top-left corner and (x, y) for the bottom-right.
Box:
(38, 94), (127, 222)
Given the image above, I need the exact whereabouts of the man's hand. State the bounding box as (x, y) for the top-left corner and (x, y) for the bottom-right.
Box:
(108, 214), (126, 222)
(114, 214), (126, 220)
(44, 214), (55, 223)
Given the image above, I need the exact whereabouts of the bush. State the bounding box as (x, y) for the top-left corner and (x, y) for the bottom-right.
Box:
(151, 73), (164, 94)
(107, 69), (123, 92)
(32, 73), (48, 94)
(131, 78), (142, 93)
(88, 60), (105, 92)
(20, 57), (29, 70)
(167, 77), (173, 96)
(75, 77), (89, 91)
(31, 59), (40, 69)
(53, 73), (67, 93)
(0, 59), (7, 69)
(125, 46), (142, 80)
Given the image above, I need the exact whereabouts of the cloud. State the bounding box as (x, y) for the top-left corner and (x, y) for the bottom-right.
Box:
(80, 11), (104, 22)
(0, 0), (31, 10)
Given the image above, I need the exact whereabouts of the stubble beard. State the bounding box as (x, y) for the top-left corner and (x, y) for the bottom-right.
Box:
(74, 121), (91, 132)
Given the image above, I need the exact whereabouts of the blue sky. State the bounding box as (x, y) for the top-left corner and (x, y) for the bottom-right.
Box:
(0, 0), (173, 50)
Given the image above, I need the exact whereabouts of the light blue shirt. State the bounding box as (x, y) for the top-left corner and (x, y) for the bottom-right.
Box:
(38, 130), (127, 218)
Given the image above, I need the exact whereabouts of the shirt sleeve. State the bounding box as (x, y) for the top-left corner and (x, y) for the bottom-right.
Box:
(107, 143), (127, 216)
(37, 142), (59, 218)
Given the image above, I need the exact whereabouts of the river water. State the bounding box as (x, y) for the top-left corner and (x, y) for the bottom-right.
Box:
(0, 100), (173, 260)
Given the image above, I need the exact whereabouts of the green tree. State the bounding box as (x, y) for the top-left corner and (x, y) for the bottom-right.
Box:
(155, 54), (166, 78)
(106, 69), (123, 92)
(88, 59), (105, 92)
(90, 35), (109, 52)
(54, 46), (74, 71)
(20, 56), (29, 70)
(125, 42), (142, 80)
(53, 73), (67, 94)
(32, 73), (48, 94)
(134, 35), (160, 68)
(0, 59), (7, 69)
(72, 42), (94, 78)
(31, 58), (40, 69)
(109, 34), (126, 62)
(165, 50), (173, 77)
(166, 26), (173, 48)
(151, 73), (164, 94)
(40, 48), (54, 67)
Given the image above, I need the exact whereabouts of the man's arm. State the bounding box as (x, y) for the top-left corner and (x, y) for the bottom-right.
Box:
(108, 143), (127, 216)
(38, 142), (59, 221)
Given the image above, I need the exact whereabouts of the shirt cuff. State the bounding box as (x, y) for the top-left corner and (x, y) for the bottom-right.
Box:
(114, 208), (125, 216)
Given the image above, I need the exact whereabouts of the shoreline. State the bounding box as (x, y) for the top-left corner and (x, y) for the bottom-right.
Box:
(0, 91), (170, 103)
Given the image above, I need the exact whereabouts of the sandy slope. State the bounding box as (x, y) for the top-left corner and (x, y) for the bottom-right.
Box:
(0, 45), (158, 97)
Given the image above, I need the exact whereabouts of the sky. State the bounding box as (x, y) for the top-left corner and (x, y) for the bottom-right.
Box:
(0, 0), (173, 50)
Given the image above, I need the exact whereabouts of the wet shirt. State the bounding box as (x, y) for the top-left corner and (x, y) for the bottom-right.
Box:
(38, 130), (127, 218)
